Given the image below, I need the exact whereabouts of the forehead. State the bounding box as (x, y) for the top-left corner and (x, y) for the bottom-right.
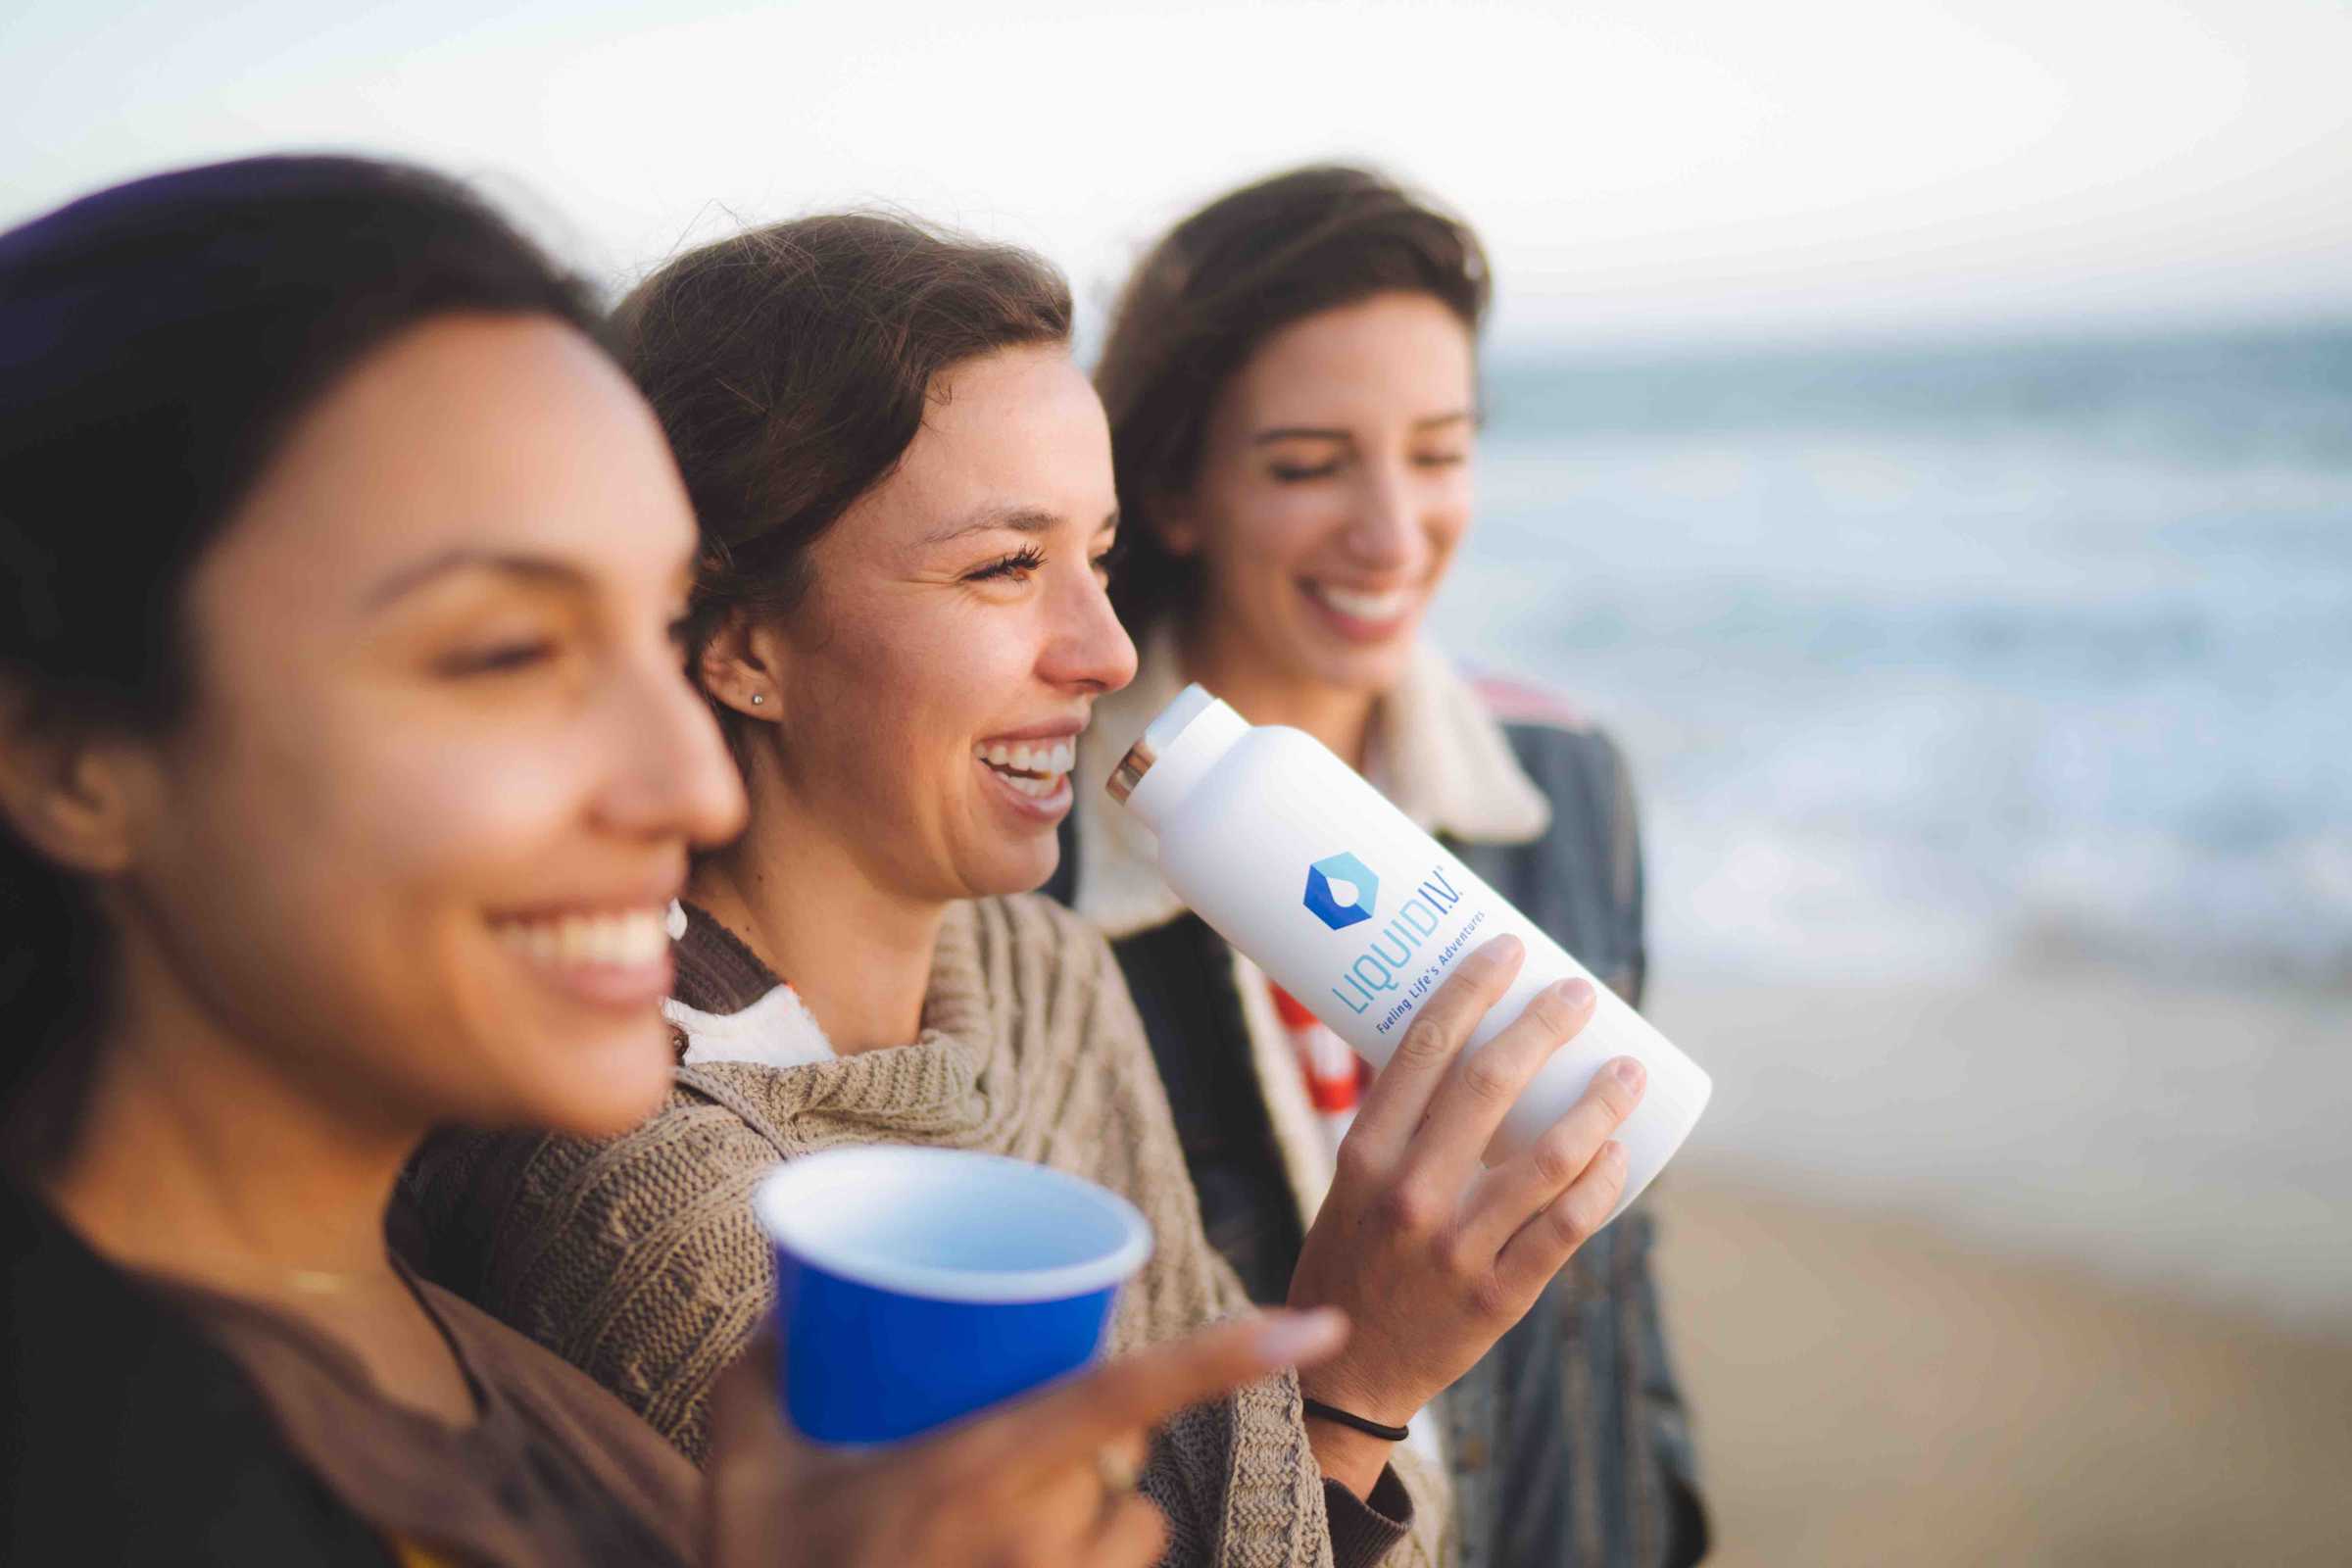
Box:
(198, 315), (694, 615)
(1224, 292), (1476, 421)
(851, 344), (1114, 551)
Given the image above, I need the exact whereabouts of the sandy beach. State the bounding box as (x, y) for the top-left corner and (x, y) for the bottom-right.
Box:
(1642, 970), (2352, 1565)
(1652, 1177), (2352, 1564)
(1642, 971), (2352, 1328)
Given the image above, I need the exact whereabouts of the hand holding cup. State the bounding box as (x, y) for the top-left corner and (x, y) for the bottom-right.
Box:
(703, 1310), (1349, 1567)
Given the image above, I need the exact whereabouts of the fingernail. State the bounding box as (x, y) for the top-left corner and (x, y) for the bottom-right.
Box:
(1257, 1308), (1348, 1364)
(1605, 1140), (1628, 1166)
(1612, 1056), (1644, 1091)
(1560, 978), (1595, 1008)
(1484, 934), (1524, 962)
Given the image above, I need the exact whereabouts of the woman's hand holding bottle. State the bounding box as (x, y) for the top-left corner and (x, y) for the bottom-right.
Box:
(1285, 934), (1645, 1495)
(705, 1308), (1348, 1567)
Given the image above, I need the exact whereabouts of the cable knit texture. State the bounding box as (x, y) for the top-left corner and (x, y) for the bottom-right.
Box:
(406, 894), (1451, 1568)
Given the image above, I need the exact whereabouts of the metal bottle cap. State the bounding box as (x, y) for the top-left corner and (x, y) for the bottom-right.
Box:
(1107, 734), (1154, 804)
(1104, 684), (1222, 807)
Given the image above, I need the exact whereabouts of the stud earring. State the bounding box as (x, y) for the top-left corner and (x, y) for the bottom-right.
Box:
(750, 693), (765, 707)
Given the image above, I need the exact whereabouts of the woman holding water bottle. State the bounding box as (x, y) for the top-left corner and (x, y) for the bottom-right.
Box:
(407, 208), (1648, 1565)
(0, 155), (1341, 1568)
(1050, 166), (1710, 1567)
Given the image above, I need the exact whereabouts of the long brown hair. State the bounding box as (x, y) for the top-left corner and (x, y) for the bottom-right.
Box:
(1094, 165), (1492, 634)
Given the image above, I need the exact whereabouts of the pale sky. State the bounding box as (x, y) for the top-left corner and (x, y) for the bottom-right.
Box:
(6, 0), (2348, 347)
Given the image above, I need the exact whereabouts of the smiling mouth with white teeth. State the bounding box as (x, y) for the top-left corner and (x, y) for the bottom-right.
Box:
(976, 737), (1077, 799)
(1303, 581), (1415, 622)
(493, 907), (671, 967)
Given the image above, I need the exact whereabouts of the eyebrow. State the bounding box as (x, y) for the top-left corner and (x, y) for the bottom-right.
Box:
(363, 548), (591, 610)
(920, 505), (1057, 548)
(921, 505), (1122, 548)
(1251, 411), (1476, 445)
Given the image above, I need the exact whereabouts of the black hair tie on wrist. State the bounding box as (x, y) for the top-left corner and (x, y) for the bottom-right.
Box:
(1300, 1396), (1410, 1443)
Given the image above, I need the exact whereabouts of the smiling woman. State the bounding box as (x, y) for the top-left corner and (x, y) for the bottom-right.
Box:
(1060, 165), (1710, 1568)
(701, 338), (1129, 909)
(0, 153), (743, 1564)
(192, 318), (733, 1124)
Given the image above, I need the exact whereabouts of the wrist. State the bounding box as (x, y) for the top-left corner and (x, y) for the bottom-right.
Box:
(1301, 1408), (1395, 1501)
(1300, 1396), (1410, 1443)
(1296, 1363), (1422, 1432)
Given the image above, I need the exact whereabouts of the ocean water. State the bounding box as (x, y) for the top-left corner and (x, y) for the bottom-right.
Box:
(1430, 322), (2352, 1323)
(1436, 322), (2352, 993)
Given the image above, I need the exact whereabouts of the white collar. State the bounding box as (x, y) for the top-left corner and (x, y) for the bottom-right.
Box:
(664, 985), (836, 1071)
(659, 898), (838, 1070)
(1072, 623), (1554, 939)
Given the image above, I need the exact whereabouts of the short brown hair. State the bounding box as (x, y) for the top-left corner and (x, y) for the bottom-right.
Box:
(1094, 166), (1492, 633)
(615, 214), (1072, 685)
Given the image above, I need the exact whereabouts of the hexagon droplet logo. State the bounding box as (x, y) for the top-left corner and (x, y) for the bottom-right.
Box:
(1303, 852), (1380, 930)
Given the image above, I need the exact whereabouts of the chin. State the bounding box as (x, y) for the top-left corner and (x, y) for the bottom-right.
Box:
(1300, 637), (1415, 697)
(519, 1016), (677, 1137)
(965, 838), (1063, 900)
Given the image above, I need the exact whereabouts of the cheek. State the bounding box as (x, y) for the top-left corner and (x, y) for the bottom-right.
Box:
(237, 710), (586, 974)
(1205, 486), (1341, 590)
(1426, 493), (1473, 562)
(148, 707), (582, 1099)
(362, 727), (590, 894)
(798, 618), (979, 811)
(287, 704), (599, 948)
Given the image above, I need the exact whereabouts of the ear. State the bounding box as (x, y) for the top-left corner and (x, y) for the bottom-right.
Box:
(695, 609), (788, 725)
(0, 685), (154, 877)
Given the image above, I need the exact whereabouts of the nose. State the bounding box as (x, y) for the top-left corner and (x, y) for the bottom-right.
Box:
(594, 644), (748, 849)
(1040, 560), (1138, 697)
(1345, 460), (1428, 575)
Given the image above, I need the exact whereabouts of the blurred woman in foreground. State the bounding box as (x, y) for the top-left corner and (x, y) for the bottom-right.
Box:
(1053, 166), (1710, 1566)
(0, 155), (1337, 1567)
(408, 210), (1647, 1568)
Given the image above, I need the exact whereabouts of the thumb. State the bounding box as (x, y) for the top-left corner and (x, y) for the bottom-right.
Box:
(976, 1308), (1348, 1474)
(707, 1335), (802, 1482)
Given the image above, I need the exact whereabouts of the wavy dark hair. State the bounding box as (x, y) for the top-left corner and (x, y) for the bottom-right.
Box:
(1093, 165), (1493, 634)
(613, 212), (1071, 746)
(0, 155), (603, 1171)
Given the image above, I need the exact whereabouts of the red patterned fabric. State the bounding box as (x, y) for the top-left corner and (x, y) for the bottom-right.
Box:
(1465, 669), (1589, 730)
(1268, 982), (1372, 1145)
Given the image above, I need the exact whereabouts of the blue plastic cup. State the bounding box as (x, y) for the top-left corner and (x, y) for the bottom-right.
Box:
(752, 1146), (1154, 1445)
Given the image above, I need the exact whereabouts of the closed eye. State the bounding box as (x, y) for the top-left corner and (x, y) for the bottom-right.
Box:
(965, 544), (1048, 583)
(439, 639), (556, 677)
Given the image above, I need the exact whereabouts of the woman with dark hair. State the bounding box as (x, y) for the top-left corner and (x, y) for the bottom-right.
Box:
(0, 156), (1338, 1568)
(1050, 165), (1711, 1567)
(407, 210), (1647, 1568)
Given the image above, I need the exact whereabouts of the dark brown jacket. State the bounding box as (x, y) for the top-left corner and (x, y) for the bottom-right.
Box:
(4, 1184), (698, 1568)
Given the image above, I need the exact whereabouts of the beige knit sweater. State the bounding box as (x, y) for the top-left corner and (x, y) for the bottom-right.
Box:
(406, 894), (1451, 1568)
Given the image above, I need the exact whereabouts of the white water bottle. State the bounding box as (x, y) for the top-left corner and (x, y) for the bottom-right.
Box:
(1107, 685), (1710, 1219)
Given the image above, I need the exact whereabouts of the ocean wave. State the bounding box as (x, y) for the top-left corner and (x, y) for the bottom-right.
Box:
(1431, 323), (2352, 992)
